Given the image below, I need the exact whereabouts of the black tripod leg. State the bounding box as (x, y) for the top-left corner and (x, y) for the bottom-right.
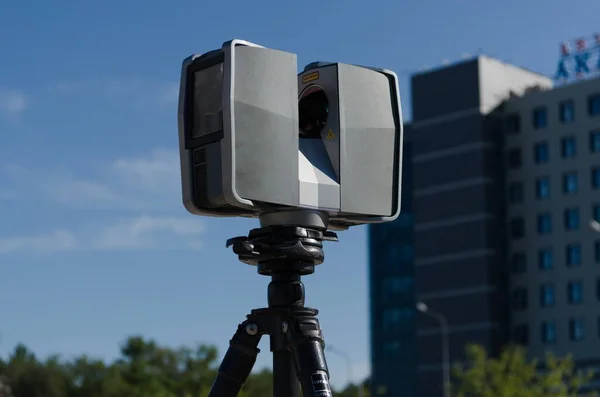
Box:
(288, 315), (332, 397)
(208, 320), (262, 397)
(273, 346), (301, 397)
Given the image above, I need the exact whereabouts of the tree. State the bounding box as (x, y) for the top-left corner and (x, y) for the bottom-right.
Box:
(452, 344), (597, 397)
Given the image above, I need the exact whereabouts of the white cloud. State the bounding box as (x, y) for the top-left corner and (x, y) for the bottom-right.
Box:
(4, 148), (181, 211)
(112, 148), (181, 194)
(94, 214), (203, 250)
(0, 88), (28, 116)
(0, 215), (204, 255)
(0, 149), (204, 255)
(0, 230), (75, 254)
(51, 78), (178, 109)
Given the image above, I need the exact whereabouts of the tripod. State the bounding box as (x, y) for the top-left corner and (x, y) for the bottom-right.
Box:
(207, 211), (339, 397)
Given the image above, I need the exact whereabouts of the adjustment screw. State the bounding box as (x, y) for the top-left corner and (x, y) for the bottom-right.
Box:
(282, 321), (289, 333)
(246, 323), (258, 335)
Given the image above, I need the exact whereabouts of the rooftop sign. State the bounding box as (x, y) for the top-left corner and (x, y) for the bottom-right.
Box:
(555, 34), (600, 83)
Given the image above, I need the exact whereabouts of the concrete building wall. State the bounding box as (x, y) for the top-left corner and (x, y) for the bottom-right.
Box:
(410, 57), (553, 397)
(503, 77), (600, 369)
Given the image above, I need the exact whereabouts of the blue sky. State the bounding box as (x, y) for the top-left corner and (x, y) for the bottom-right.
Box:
(0, 0), (599, 389)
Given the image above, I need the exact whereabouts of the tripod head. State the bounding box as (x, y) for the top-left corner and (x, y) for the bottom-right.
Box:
(226, 210), (339, 276)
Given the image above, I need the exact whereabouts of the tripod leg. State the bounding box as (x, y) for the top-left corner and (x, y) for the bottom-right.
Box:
(273, 347), (301, 397)
(288, 315), (332, 397)
(208, 320), (261, 397)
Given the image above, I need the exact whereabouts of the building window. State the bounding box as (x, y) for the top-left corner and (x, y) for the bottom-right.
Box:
(538, 248), (553, 270)
(569, 318), (585, 341)
(381, 276), (414, 301)
(512, 252), (526, 273)
(508, 182), (524, 204)
(382, 341), (401, 355)
(560, 100), (575, 123)
(563, 172), (578, 194)
(540, 284), (555, 307)
(512, 288), (528, 310)
(588, 94), (600, 116)
(397, 213), (413, 227)
(513, 324), (529, 346)
(535, 177), (550, 199)
(568, 280), (583, 304)
(507, 148), (522, 169)
(564, 208), (580, 231)
(593, 203), (600, 222)
(561, 136), (576, 158)
(541, 321), (557, 344)
(566, 244), (581, 267)
(534, 142), (549, 164)
(510, 218), (525, 239)
(533, 106), (547, 129)
(592, 168), (600, 189)
(505, 113), (521, 134)
(382, 308), (413, 332)
(537, 213), (552, 235)
(590, 130), (600, 152)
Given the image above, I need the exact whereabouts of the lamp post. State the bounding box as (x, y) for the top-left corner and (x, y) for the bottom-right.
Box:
(325, 344), (363, 397)
(417, 302), (450, 397)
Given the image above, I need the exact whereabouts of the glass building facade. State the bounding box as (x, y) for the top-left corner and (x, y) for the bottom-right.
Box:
(368, 139), (416, 397)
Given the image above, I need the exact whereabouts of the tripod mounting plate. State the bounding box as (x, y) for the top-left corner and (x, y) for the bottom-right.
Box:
(226, 225), (338, 275)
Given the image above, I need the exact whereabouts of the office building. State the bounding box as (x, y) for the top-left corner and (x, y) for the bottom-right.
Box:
(369, 56), (600, 396)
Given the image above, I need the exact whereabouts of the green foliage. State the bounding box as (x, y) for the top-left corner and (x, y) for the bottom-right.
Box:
(452, 344), (597, 397)
(0, 336), (365, 397)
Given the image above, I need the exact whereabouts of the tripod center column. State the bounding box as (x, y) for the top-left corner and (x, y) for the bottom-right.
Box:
(268, 274), (306, 308)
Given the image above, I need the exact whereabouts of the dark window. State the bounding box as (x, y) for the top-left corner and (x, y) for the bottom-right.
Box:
(563, 172), (578, 194)
(569, 318), (585, 341)
(566, 244), (581, 267)
(538, 248), (553, 270)
(592, 168), (600, 189)
(537, 213), (552, 235)
(564, 208), (580, 230)
(533, 107), (547, 129)
(535, 177), (550, 199)
(507, 148), (522, 169)
(568, 280), (583, 304)
(382, 341), (401, 355)
(381, 276), (414, 301)
(590, 130), (600, 152)
(382, 308), (413, 332)
(508, 182), (524, 204)
(397, 213), (413, 227)
(561, 136), (577, 158)
(588, 94), (600, 116)
(512, 288), (528, 310)
(388, 245), (414, 263)
(510, 218), (525, 239)
(512, 252), (526, 273)
(505, 114), (521, 134)
(534, 142), (549, 164)
(593, 203), (600, 222)
(540, 284), (555, 307)
(513, 324), (529, 345)
(559, 100), (575, 123)
(541, 321), (557, 344)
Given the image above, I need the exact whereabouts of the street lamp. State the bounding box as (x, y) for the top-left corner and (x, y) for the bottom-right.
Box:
(325, 344), (363, 397)
(416, 302), (450, 397)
